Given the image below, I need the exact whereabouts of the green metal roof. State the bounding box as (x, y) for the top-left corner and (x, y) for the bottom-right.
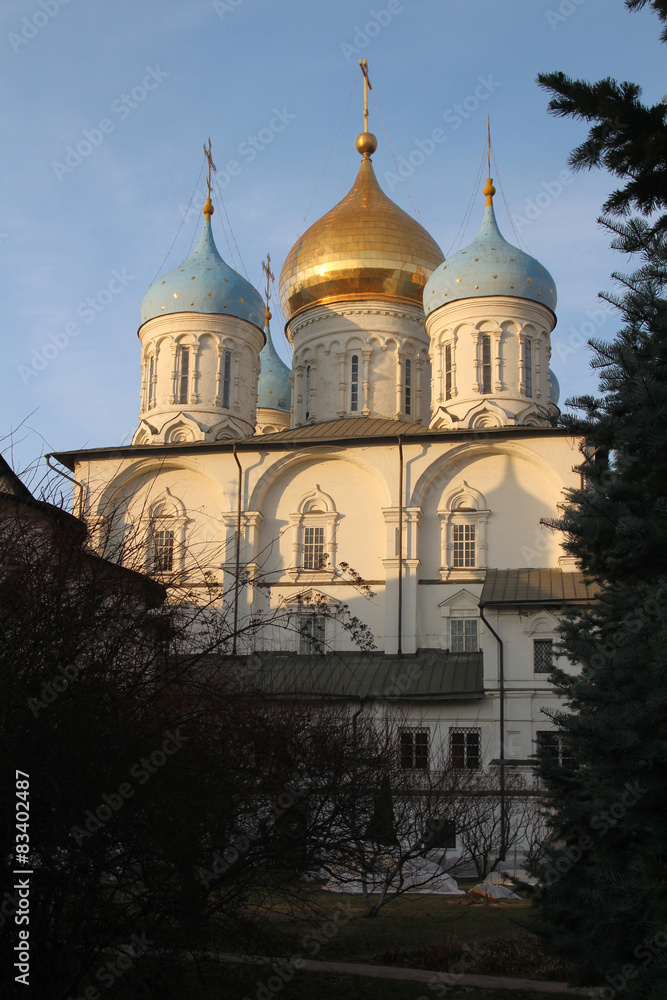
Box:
(219, 649), (485, 701)
(480, 568), (599, 606)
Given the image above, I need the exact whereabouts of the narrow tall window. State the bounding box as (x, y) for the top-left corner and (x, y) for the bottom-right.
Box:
(350, 354), (359, 412)
(222, 349), (231, 409)
(534, 639), (554, 673)
(152, 529), (174, 573)
(299, 614), (326, 654)
(452, 523), (476, 568)
(536, 731), (572, 767)
(451, 618), (478, 652)
(480, 335), (492, 394)
(400, 729), (429, 770)
(450, 728), (481, 769)
(524, 338), (533, 398)
(177, 346), (190, 405)
(303, 525), (325, 569)
(404, 358), (412, 415)
(445, 343), (453, 401)
(148, 357), (156, 409)
(305, 365), (312, 420)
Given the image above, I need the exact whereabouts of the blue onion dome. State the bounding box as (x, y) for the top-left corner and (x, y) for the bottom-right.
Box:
(140, 218), (265, 329)
(424, 181), (557, 316)
(549, 368), (560, 407)
(258, 315), (291, 413)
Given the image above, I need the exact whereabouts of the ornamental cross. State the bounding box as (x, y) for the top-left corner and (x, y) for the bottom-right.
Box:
(261, 253), (274, 321)
(359, 58), (372, 132)
(203, 138), (217, 200)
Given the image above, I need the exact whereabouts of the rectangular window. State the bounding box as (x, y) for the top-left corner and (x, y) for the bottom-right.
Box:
(177, 347), (189, 405)
(481, 334), (492, 394)
(152, 529), (174, 573)
(350, 354), (359, 412)
(405, 358), (412, 415)
(452, 523), (476, 568)
(451, 618), (478, 652)
(534, 639), (554, 673)
(524, 339), (532, 398)
(299, 614), (326, 654)
(450, 728), (481, 769)
(400, 729), (429, 770)
(148, 357), (156, 408)
(445, 343), (453, 401)
(303, 526), (325, 570)
(222, 350), (231, 409)
(536, 730), (572, 767)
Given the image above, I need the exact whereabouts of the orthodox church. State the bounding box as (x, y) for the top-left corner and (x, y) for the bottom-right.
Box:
(54, 83), (597, 781)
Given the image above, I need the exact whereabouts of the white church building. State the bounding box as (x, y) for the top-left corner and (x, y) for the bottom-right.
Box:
(53, 106), (597, 783)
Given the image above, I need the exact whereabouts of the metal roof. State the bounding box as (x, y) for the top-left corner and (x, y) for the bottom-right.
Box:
(480, 568), (599, 606)
(51, 419), (573, 471)
(202, 649), (485, 701)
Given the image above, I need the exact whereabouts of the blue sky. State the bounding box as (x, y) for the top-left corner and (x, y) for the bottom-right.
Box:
(0, 0), (662, 480)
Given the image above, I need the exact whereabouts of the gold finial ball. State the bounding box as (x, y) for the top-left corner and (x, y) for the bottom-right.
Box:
(203, 197), (214, 218)
(356, 131), (378, 157)
(483, 178), (496, 200)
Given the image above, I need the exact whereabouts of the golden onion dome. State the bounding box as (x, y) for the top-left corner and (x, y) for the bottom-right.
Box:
(279, 132), (444, 324)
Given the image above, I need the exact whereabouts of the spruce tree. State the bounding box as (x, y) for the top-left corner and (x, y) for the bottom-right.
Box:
(531, 4), (667, 997)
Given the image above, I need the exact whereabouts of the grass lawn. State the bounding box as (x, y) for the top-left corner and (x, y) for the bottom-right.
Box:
(255, 885), (534, 961)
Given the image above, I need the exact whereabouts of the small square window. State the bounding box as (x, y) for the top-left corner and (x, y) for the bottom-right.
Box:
(450, 728), (481, 769)
(451, 618), (478, 652)
(298, 614), (326, 654)
(400, 729), (429, 770)
(534, 639), (554, 673)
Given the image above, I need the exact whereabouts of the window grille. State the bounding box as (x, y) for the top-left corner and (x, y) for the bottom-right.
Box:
(148, 356), (156, 408)
(450, 728), (481, 769)
(480, 334), (492, 394)
(400, 729), (429, 769)
(351, 354), (359, 412)
(177, 346), (189, 405)
(534, 639), (554, 673)
(445, 343), (453, 400)
(452, 523), (476, 568)
(451, 618), (478, 652)
(222, 350), (231, 409)
(152, 529), (174, 573)
(524, 338), (533, 398)
(405, 358), (412, 415)
(303, 526), (325, 570)
(298, 614), (326, 654)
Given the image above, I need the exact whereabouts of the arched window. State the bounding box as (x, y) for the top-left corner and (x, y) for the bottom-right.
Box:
(438, 481), (490, 579)
(147, 356), (156, 409)
(288, 486), (339, 581)
(405, 358), (412, 415)
(480, 335), (492, 394)
(222, 349), (232, 409)
(524, 338), (533, 398)
(176, 346), (190, 405)
(305, 365), (312, 420)
(445, 343), (453, 401)
(350, 354), (359, 412)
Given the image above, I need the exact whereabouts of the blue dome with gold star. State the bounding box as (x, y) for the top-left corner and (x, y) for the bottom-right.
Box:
(140, 219), (265, 329)
(258, 319), (291, 413)
(424, 193), (557, 317)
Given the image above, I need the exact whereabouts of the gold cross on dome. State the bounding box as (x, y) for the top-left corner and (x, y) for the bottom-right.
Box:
(261, 253), (274, 324)
(202, 138), (217, 220)
(359, 59), (372, 133)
